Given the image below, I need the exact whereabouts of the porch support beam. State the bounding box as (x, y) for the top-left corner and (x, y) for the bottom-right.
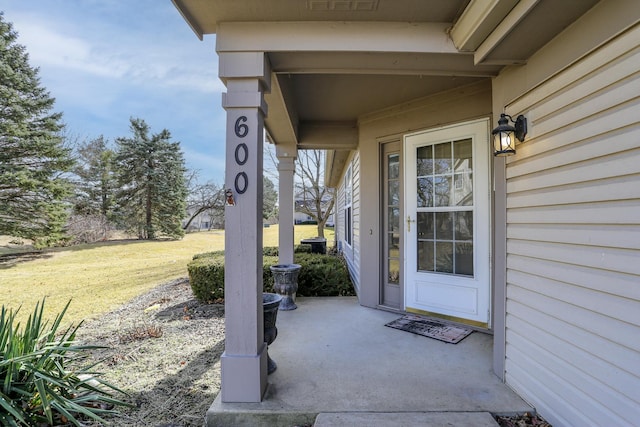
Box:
(298, 121), (358, 150)
(219, 51), (271, 402)
(324, 150), (352, 189)
(264, 73), (299, 148)
(217, 21), (458, 54)
(277, 155), (296, 265)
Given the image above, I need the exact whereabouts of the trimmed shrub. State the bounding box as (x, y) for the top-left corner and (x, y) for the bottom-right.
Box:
(187, 254), (226, 302)
(188, 249), (354, 303)
(293, 253), (354, 296)
(262, 245), (312, 256)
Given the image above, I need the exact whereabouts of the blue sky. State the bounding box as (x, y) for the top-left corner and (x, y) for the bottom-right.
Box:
(1, 0), (227, 183)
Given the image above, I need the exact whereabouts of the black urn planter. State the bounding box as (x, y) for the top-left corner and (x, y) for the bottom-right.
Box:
(263, 292), (282, 374)
(270, 264), (302, 311)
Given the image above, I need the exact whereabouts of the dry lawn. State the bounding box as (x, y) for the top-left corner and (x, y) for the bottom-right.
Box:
(0, 225), (333, 325)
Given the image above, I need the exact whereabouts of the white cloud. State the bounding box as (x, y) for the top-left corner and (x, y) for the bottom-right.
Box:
(9, 12), (223, 94)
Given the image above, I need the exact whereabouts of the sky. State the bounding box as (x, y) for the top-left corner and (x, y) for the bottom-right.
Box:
(1, 0), (228, 183)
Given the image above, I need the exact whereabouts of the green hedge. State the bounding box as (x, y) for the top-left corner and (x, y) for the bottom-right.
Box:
(187, 247), (354, 303)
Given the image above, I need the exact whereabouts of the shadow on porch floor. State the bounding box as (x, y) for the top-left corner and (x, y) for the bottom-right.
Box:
(206, 297), (531, 426)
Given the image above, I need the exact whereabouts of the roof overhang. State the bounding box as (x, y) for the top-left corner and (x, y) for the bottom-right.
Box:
(172, 0), (600, 184)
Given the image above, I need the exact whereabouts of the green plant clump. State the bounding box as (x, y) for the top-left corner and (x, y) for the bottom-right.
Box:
(0, 299), (130, 426)
(188, 246), (354, 303)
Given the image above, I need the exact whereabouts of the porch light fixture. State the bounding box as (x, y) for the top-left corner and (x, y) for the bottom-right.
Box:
(492, 113), (527, 156)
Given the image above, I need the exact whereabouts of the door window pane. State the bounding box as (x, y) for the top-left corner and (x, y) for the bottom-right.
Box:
(434, 141), (452, 174)
(455, 243), (473, 276)
(455, 211), (473, 240)
(417, 177), (433, 207)
(418, 240), (434, 271)
(454, 139), (472, 172)
(454, 172), (473, 206)
(434, 175), (452, 207)
(435, 242), (454, 273)
(416, 146), (433, 176)
(417, 212), (433, 240)
(435, 212), (453, 241)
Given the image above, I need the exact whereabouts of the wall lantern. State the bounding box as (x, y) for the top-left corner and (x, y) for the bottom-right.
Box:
(492, 113), (527, 156)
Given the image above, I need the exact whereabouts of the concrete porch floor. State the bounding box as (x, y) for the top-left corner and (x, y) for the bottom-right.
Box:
(206, 297), (532, 426)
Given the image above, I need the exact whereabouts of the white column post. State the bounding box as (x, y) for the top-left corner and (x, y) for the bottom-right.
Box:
(219, 52), (271, 402)
(277, 155), (296, 265)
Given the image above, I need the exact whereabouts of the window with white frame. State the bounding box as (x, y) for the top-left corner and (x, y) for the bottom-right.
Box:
(344, 165), (352, 247)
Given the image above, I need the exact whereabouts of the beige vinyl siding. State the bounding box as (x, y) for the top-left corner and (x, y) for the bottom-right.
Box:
(501, 21), (640, 427)
(336, 153), (361, 291)
(351, 151), (361, 287)
(336, 175), (345, 246)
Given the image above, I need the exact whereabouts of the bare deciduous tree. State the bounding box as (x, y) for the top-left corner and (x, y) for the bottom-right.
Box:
(295, 150), (335, 238)
(183, 178), (225, 231)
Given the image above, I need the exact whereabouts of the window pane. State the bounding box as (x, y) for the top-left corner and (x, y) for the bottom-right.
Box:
(417, 177), (433, 207)
(435, 212), (453, 241)
(435, 242), (454, 273)
(455, 243), (474, 276)
(388, 207), (399, 232)
(389, 233), (399, 252)
(388, 259), (400, 284)
(416, 146), (433, 176)
(418, 240), (434, 272)
(434, 175), (452, 207)
(434, 142), (452, 174)
(417, 212), (434, 240)
(388, 154), (399, 179)
(388, 180), (399, 206)
(455, 211), (473, 240)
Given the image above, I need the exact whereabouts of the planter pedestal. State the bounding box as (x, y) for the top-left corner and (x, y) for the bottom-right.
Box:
(263, 293), (282, 374)
(270, 264), (302, 311)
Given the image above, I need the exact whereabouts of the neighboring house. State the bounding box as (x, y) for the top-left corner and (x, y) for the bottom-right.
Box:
(182, 207), (222, 232)
(173, 1), (639, 425)
(293, 196), (333, 225)
(293, 211), (312, 224)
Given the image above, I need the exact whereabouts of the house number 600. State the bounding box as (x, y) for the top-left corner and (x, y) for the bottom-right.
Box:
(234, 116), (248, 138)
(234, 116), (249, 194)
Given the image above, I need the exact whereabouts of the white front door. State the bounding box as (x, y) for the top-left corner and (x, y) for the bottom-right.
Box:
(404, 119), (491, 327)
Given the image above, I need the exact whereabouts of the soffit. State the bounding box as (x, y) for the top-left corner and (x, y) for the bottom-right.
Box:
(476, 0), (600, 65)
(288, 74), (485, 122)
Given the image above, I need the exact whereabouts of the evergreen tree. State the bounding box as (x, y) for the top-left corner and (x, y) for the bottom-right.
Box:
(113, 118), (187, 240)
(263, 176), (278, 221)
(73, 135), (115, 217)
(0, 13), (73, 244)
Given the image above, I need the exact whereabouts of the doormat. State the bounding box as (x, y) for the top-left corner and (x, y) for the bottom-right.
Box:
(385, 314), (473, 344)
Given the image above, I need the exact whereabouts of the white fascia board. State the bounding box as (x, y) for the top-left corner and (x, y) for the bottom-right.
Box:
(449, 0), (519, 51)
(474, 0), (541, 65)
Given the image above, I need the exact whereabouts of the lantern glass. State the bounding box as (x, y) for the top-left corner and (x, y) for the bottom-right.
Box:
(494, 130), (515, 156)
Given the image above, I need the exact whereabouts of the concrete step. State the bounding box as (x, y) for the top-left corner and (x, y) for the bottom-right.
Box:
(313, 411), (499, 427)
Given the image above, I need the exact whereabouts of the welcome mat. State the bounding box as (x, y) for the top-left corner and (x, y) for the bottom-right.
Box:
(385, 314), (473, 344)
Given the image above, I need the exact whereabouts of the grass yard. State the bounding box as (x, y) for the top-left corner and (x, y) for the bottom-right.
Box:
(0, 225), (333, 324)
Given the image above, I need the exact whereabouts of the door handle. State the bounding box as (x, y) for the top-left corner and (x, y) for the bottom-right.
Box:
(407, 215), (416, 232)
